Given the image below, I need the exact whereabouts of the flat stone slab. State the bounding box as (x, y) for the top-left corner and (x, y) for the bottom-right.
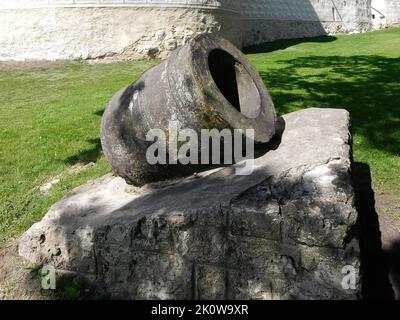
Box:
(19, 108), (361, 300)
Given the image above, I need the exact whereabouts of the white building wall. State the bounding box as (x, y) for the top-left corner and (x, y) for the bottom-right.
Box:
(241, 0), (372, 46)
(371, 0), (400, 29)
(371, 0), (387, 28)
(0, 0), (243, 61)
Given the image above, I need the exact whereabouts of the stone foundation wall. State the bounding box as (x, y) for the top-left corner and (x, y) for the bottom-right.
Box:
(0, 0), (378, 61)
(0, 6), (241, 61)
(310, 0), (372, 33)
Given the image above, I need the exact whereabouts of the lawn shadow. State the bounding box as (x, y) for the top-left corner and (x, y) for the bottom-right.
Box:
(63, 109), (104, 165)
(352, 162), (395, 299)
(244, 35), (337, 54)
(64, 138), (102, 165)
(258, 55), (400, 157)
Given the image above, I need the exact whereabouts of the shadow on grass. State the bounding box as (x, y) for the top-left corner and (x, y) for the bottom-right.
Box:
(259, 55), (400, 156)
(352, 162), (395, 299)
(94, 109), (104, 117)
(64, 138), (102, 165)
(244, 35), (337, 54)
(64, 109), (104, 165)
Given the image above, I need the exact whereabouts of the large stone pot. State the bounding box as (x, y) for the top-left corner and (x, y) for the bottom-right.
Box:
(101, 34), (276, 186)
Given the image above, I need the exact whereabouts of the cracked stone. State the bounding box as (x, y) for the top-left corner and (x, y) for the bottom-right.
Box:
(18, 108), (361, 299)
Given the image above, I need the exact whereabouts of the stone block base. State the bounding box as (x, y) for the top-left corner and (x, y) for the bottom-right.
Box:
(19, 108), (361, 299)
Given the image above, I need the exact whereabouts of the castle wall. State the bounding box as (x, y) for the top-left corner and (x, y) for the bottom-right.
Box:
(0, 1), (242, 61)
(0, 0), (386, 61)
(242, 0), (372, 47)
(242, 0), (331, 46)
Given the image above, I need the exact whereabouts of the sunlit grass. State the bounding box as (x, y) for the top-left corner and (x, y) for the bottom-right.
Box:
(246, 28), (400, 197)
(0, 60), (157, 243)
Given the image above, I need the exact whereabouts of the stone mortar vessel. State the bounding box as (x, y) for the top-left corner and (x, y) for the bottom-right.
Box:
(101, 34), (277, 186)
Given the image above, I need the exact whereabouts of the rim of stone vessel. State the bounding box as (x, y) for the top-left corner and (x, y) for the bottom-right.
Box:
(189, 33), (276, 144)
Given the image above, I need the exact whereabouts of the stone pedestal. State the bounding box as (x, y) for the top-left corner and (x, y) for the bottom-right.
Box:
(19, 108), (361, 300)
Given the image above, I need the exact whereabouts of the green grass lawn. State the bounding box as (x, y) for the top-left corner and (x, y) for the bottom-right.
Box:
(245, 28), (400, 196)
(0, 28), (399, 244)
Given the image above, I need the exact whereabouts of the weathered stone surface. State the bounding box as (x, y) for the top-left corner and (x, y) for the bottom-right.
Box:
(0, 5), (243, 61)
(19, 108), (361, 300)
(101, 33), (277, 186)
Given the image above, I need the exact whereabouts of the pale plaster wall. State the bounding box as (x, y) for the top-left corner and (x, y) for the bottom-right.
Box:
(0, 6), (242, 61)
(0, 0), (384, 61)
(308, 0), (372, 32)
(385, 0), (400, 25)
(372, 0), (387, 28)
(241, 0), (327, 46)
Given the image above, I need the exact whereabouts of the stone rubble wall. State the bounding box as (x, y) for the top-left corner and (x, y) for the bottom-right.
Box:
(0, 0), (241, 10)
(0, 5), (242, 61)
(310, 0), (372, 32)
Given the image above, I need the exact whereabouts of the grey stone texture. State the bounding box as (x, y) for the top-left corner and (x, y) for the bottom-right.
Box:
(101, 34), (276, 186)
(242, 0), (372, 46)
(19, 108), (361, 300)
